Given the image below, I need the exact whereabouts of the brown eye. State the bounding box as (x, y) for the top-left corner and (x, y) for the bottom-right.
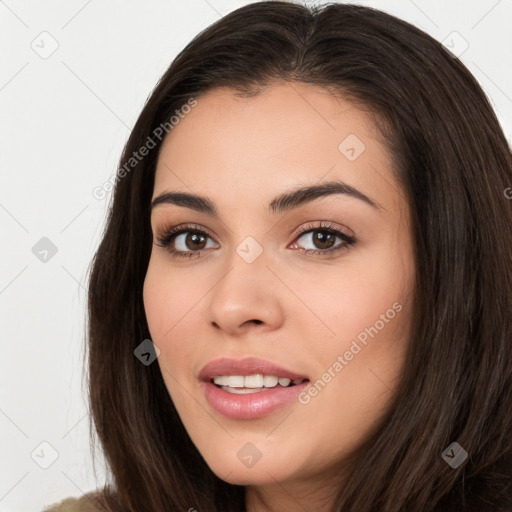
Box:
(156, 221), (355, 260)
(155, 224), (219, 259)
(290, 222), (356, 257)
(306, 231), (338, 250)
(181, 232), (208, 251)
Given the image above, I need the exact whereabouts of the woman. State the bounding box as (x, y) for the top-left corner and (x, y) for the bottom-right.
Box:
(46, 1), (512, 511)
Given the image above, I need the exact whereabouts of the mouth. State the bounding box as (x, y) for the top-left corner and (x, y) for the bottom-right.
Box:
(209, 374), (309, 394)
(199, 356), (309, 382)
(199, 357), (310, 419)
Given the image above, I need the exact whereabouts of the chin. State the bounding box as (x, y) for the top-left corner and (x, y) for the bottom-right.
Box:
(205, 453), (294, 486)
(212, 467), (284, 486)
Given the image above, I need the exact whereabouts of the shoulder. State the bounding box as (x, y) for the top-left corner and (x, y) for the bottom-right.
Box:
(43, 493), (104, 512)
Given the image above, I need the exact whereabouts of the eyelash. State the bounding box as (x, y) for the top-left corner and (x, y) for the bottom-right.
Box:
(155, 221), (356, 260)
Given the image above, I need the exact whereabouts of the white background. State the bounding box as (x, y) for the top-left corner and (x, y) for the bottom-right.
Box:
(1, 1), (511, 510)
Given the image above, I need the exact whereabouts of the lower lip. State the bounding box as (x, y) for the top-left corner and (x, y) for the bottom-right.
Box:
(201, 380), (310, 420)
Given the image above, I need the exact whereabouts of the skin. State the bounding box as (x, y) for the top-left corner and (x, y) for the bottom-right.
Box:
(143, 82), (415, 511)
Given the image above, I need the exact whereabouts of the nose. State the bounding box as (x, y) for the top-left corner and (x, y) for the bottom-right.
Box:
(205, 249), (285, 336)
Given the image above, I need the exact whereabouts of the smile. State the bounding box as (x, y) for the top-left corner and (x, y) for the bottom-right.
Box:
(199, 357), (311, 419)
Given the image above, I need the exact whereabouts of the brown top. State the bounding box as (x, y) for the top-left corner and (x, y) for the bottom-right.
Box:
(43, 494), (102, 512)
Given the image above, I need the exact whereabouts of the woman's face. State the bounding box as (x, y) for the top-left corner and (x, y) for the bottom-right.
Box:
(143, 83), (415, 507)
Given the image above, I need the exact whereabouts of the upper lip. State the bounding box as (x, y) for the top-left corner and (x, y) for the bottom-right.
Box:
(199, 357), (309, 382)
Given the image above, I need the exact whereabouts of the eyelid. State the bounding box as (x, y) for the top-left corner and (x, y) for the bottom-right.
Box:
(154, 220), (356, 258)
(155, 220), (353, 241)
(292, 220), (355, 241)
(154, 222), (217, 247)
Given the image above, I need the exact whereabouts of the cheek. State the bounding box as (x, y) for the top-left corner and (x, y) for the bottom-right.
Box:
(143, 269), (171, 339)
(300, 267), (409, 351)
(143, 258), (198, 340)
(143, 259), (206, 388)
(300, 276), (411, 444)
(297, 248), (413, 388)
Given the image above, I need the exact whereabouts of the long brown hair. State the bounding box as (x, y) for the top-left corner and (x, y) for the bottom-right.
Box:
(86, 2), (512, 510)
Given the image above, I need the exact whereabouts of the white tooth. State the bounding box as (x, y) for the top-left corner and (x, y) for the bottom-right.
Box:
(227, 375), (245, 388)
(223, 387), (265, 394)
(244, 374), (264, 388)
(263, 375), (279, 387)
(215, 374), (298, 389)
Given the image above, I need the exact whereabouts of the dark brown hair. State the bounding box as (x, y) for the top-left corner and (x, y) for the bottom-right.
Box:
(86, 2), (512, 510)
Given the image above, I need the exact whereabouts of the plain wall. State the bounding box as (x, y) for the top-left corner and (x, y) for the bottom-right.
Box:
(1, 1), (511, 510)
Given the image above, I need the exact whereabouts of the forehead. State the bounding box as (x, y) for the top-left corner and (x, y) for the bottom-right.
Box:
(153, 83), (402, 213)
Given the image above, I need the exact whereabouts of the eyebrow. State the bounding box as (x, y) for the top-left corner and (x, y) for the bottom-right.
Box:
(150, 180), (381, 216)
